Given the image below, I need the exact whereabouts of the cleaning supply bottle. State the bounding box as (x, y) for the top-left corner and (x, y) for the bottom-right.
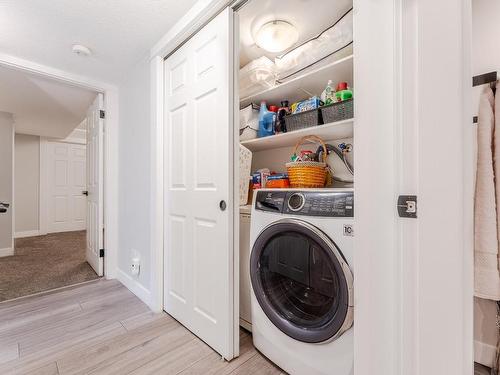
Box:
(323, 80), (335, 105)
(275, 100), (289, 133)
(258, 101), (275, 138)
(335, 82), (353, 102)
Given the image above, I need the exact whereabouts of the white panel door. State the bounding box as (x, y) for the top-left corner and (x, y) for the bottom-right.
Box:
(163, 8), (234, 359)
(86, 94), (104, 276)
(47, 141), (87, 233)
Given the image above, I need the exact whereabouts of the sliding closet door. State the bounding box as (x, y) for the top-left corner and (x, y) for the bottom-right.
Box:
(163, 7), (235, 360)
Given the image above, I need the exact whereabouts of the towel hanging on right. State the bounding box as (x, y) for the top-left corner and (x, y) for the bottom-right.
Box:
(474, 83), (500, 300)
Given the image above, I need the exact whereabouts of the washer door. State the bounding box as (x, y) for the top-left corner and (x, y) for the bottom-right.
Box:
(250, 218), (353, 343)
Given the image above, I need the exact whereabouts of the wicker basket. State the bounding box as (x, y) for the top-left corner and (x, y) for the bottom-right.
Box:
(320, 98), (354, 123)
(284, 108), (323, 132)
(286, 135), (328, 188)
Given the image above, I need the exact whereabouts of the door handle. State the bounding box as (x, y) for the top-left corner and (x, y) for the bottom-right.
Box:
(0, 202), (9, 214)
(82, 191), (89, 196)
(219, 200), (227, 211)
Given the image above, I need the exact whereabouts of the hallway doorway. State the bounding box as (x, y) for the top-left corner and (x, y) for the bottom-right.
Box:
(0, 64), (105, 302)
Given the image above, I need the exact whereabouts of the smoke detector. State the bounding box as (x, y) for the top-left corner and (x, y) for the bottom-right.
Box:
(72, 44), (92, 57)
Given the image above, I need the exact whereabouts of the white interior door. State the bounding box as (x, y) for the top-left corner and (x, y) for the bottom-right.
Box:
(47, 141), (87, 233)
(163, 8), (234, 359)
(86, 93), (104, 276)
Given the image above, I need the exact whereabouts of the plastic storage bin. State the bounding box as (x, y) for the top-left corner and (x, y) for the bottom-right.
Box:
(274, 9), (353, 80)
(239, 104), (259, 141)
(239, 56), (276, 98)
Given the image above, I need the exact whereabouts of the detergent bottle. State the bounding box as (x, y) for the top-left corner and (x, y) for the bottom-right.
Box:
(258, 101), (275, 138)
(335, 82), (353, 101)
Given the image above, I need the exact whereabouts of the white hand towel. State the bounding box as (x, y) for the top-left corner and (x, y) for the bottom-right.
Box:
(475, 85), (500, 300)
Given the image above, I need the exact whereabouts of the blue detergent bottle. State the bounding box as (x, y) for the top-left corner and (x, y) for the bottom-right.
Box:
(258, 101), (275, 138)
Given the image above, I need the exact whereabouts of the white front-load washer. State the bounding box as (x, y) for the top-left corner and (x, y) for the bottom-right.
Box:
(249, 189), (354, 375)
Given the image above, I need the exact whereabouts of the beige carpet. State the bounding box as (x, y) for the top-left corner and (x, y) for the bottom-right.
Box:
(0, 231), (99, 302)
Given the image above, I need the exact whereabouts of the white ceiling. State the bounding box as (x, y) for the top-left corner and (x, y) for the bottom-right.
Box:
(0, 0), (199, 83)
(0, 65), (97, 138)
(238, 0), (353, 67)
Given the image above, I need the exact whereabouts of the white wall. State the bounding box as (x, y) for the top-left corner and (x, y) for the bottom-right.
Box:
(0, 112), (14, 255)
(117, 55), (152, 298)
(14, 133), (40, 235)
(472, 0), (500, 367)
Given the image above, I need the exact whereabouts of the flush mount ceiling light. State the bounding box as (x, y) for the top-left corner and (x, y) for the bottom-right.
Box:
(254, 20), (298, 53)
(72, 44), (92, 57)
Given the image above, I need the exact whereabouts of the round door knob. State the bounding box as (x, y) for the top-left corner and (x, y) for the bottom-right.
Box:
(219, 200), (227, 211)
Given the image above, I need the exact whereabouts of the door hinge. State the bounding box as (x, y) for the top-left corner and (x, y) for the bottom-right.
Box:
(99, 249), (105, 257)
(99, 110), (105, 119)
(397, 195), (417, 218)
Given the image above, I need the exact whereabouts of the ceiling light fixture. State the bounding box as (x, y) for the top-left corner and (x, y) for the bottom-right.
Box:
(72, 44), (92, 57)
(254, 20), (298, 53)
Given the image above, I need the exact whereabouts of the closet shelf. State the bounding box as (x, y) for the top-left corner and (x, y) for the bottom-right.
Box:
(239, 55), (354, 108)
(240, 119), (354, 152)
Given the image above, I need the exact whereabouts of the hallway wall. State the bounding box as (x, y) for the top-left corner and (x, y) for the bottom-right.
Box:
(14, 134), (40, 235)
(117, 55), (152, 297)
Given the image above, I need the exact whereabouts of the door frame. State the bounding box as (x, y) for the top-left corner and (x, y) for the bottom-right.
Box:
(0, 53), (119, 280)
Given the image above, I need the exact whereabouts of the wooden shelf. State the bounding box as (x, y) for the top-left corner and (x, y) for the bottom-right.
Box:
(240, 119), (354, 152)
(239, 55), (354, 108)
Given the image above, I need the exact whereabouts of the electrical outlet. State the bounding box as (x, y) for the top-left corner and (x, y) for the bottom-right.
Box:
(131, 257), (140, 276)
(130, 249), (140, 276)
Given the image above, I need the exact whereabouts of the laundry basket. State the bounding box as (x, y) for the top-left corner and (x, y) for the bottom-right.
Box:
(286, 135), (328, 188)
(239, 145), (252, 205)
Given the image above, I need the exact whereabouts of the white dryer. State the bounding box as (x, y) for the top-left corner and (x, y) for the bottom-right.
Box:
(249, 189), (354, 375)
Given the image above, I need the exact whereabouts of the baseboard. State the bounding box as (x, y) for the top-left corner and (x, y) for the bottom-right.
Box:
(14, 230), (40, 238)
(240, 318), (252, 332)
(0, 247), (14, 257)
(116, 269), (152, 308)
(475, 339), (497, 368)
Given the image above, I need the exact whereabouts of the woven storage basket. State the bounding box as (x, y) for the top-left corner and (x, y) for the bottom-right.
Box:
(320, 98), (354, 123)
(284, 108), (322, 132)
(286, 135), (328, 188)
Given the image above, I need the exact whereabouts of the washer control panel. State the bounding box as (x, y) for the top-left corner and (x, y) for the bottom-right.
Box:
(255, 190), (354, 217)
(255, 191), (287, 213)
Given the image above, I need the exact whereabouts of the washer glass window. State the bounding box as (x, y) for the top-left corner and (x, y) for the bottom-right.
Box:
(250, 220), (351, 343)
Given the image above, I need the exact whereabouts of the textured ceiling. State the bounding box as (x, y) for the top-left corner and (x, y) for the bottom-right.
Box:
(0, 0), (199, 83)
(238, 0), (353, 67)
(0, 65), (96, 138)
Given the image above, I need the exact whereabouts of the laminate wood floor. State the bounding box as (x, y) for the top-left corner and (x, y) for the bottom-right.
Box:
(0, 279), (285, 375)
(474, 363), (491, 375)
